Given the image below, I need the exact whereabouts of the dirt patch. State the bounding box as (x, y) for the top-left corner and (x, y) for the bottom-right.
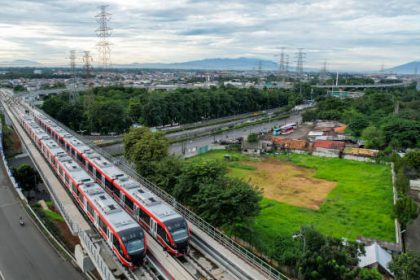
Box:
(242, 158), (336, 209)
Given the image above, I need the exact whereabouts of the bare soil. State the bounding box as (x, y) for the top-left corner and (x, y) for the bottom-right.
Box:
(243, 158), (336, 209)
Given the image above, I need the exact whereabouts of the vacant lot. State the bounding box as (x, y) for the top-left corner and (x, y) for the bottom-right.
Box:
(238, 159), (336, 209)
(193, 150), (395, 246)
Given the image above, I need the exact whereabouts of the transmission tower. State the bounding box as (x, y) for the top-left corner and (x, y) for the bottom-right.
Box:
(320, 60), (328, 82)
(82, 51), (95, 132)
(415, 64), (420, 91)
(285, 55), (289, 75)
(295, 48), (305, 79)
(82, 51), (93, 85)
(278, 47), (286, 77)
(68, 50), (78, 104)
(95, 5), (112, 71)
(258, 60), (262, 74)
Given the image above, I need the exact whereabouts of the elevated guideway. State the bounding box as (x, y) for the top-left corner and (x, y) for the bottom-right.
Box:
(1, 89), (195, 280)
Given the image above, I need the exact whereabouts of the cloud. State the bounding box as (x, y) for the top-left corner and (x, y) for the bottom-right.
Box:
(0, 0), (418, 70)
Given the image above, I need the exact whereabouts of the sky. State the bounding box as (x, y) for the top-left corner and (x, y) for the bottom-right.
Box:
(0, 0), (419, 71)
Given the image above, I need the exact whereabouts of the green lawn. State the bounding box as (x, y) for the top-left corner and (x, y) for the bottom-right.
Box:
(191, 150), (395, 246)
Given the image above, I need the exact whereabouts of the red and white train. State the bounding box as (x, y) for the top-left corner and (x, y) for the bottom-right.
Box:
(30, 107), (190, 256)
(16, 108), (146, 268)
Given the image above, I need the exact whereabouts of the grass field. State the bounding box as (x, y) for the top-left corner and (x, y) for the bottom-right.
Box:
(192, 150), (395, 247)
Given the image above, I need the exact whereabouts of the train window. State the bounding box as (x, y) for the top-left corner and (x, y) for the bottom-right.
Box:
(78, 189), (84, 202)
(98, 217), (107, 233)
(139, 208), (150, 224)
(64, 174), (69, 185)
(88, 163), (93, 174)
(105, 179), (113, 191)
(124, 196), (134, 210)
(77, 153), (82, 163)
(113, 186), (120, 198)
(59, 138), (64, 146)
(71, 182), (77, 194)
(157, 224), (170, 243)
(87, 202), (94, 217)
(96, 171), (102, 182)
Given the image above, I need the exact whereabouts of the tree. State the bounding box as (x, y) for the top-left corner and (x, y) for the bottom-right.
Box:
(404, 150), (420, 172)
(361, 126), (385, 149)
(190, 177), (261, 227)
(173, 160), (226, 204)
(148, 156), (183, 193)
(123, 127), (169, 177)
(389, 252), (420, 280)
(396, 167), (410, 194)
(12, 164), (39, 193)
(247, 133), (258, 143)
(394, 195), (418, 228)
(296, 226), (365, 280)
(358, 268), (382, 280)
(347, 114), (369, 137)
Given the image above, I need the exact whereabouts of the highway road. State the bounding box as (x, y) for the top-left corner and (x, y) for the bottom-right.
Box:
(102, 112), (302, 156)
(0, 159), (84, 280)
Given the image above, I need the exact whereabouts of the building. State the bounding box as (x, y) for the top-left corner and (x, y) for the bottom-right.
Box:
(358, 242), (394, 278)
(312, 140), (346, 157)
(342, 147), (379, 161)
(272, 137), (308, 153)
(241, 140), (263, 156)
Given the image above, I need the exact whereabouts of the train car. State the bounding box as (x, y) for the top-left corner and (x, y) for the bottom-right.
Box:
(17, 109), (146, 268)
(31, 109), (190, 256)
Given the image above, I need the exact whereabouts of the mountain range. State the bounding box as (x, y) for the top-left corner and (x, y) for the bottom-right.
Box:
(118, 57), (280, 71)
(386, 61), (420, 74)
(1, 58), (420, 74)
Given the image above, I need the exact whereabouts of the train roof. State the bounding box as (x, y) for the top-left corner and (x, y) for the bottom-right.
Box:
(32, 109), (185, 225)
(61, 159), (94, 185)
(124, 185), (182, 223)
(80, 182), (140, 233)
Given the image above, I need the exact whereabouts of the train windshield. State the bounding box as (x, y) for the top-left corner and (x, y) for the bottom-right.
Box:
(165, 218), (188, 242)
(120, 228), (144, 254)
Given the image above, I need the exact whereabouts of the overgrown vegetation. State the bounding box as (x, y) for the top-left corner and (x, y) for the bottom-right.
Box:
(302, 87), (420, 150)
(41, 86), (301, 134)
(192, 150), (394, 275)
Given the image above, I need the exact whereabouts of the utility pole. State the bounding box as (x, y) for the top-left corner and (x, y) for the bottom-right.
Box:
(68, 50), (78, 104)
(278, 47), (285, 77)
(95, 5), (112, 74)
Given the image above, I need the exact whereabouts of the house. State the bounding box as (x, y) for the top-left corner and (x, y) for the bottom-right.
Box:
(358, 242), (394, 278)
(272, 137), (308, 153)
(334, 124), (347, 134)
(241, 140), (263, 156)
(312, 140), (346, 157)
(343, 147), (379, 162)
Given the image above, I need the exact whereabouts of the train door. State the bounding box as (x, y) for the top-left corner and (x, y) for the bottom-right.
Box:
(150, 219), (157, 238)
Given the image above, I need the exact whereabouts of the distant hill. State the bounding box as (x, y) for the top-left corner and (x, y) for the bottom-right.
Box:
(387, 60), (420, 74)
(0, 59), (42, 67)
(119, 57), (280, 71)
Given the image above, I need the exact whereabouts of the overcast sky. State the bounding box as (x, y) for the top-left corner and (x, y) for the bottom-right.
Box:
(0, 0), (419, 71)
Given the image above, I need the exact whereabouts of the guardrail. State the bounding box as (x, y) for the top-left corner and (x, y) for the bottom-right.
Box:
(79, 231), (117, 280)
(36, 106), (288, 280)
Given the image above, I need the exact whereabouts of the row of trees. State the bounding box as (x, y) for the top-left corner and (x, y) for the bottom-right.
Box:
(393, 151), (419, 233)
(302, 88), (420, 150)
(123, 127), (261, 229)
(42, 86), (301, 134)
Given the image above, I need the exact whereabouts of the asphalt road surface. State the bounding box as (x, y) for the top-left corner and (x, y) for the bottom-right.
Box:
(102, 112), (302, 156)
(0, 158), (84, 280)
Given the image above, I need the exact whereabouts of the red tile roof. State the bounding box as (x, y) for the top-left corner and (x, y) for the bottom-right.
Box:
(313, 140), (346, 150)
(272, 137), (308, 150)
